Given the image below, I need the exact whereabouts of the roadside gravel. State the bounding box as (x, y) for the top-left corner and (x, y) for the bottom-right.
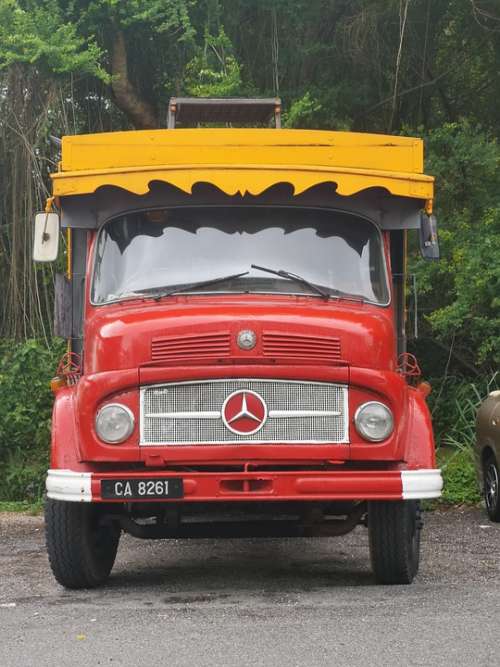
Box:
(0, 507), (498, 666)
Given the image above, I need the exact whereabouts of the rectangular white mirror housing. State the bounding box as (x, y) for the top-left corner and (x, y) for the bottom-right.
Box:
(33, 212), (60, 262)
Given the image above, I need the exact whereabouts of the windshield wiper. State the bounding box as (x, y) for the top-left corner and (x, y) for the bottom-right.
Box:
(110, 268), (365, 304)
(144, 271), (250, 300)
(251, 264), (330, 300)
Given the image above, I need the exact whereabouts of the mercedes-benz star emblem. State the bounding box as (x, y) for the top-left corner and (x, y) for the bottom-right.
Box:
(221, 390), (267, 435)
(237, 329), (257, 350)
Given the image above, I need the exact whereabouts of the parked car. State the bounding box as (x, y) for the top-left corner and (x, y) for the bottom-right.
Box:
(476, 390), (500, 521)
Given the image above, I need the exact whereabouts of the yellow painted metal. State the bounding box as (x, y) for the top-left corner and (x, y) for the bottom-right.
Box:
(66, 226), (72, 354)
(51, 128), (434, 200)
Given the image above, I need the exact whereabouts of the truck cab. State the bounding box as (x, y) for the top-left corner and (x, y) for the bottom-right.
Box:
(36, 98), (442, 588)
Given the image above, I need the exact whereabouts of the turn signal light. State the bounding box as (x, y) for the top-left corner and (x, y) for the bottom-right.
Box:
(417, 381), (432, 398)
(50, 376), (67, 394)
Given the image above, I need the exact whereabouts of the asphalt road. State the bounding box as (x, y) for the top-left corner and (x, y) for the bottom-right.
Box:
(0, 507), (499, 667)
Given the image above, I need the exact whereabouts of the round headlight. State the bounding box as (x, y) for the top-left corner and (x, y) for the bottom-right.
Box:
(354, 401), (394, 442)
(95, 403), (134, 444)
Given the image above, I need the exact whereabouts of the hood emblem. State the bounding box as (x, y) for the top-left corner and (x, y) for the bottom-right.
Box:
(237, 329), (257, 350)
(222, 390), (267, 435)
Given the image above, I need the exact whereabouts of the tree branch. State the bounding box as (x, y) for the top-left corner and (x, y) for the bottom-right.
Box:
(424, 337), (480, 376)
(110, 30), (158, 129)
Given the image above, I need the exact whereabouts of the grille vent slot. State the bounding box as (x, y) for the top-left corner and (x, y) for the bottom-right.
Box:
(262, 332), (342, 363)
(151, 333), (231, 364)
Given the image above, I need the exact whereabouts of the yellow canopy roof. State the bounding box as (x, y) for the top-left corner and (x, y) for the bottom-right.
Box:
(51, 129), (434, 200)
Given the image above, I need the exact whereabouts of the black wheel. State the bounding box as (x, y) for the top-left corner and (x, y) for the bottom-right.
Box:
(368, 500), (421, 585)
(483, 455), (500, 522)
(45, 499), (120, 589)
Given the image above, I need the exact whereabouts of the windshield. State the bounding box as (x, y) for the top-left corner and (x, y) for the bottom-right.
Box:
(91, 207), (389, 305)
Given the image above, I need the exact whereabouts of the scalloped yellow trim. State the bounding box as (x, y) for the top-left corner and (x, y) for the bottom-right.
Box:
(52, 164), (433, 200)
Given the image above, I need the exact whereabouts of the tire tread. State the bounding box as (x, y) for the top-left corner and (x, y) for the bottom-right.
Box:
(45, 499), (119, 589)
(368, 500), (420, 585)
(484, 455), (500, 522)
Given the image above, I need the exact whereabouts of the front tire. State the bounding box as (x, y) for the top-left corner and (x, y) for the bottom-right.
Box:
(45, 499), (120, 589)
(368, 500), (421, 585)
(483, 455), (500, 522)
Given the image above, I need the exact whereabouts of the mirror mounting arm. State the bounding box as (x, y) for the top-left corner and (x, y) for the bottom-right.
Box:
(419, 211), (440, 261)
(45, 196), (55, 213)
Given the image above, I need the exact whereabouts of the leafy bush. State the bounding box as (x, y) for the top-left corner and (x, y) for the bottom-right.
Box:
(437, 449), (481, 505)
(428, 373), (499, 504)
(0, 339), (64, 501)
(413, 122), (500, 373)
(429, 373), (499, 449)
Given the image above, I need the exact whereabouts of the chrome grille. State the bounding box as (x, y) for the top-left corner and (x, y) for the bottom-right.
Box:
(140, 379), (348, 445)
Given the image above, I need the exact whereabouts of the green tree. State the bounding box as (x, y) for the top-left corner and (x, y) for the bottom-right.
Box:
(413, 121), (500, 373)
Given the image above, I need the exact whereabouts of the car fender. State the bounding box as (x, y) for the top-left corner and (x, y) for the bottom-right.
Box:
(400, 387), (436, 469)
(50, 386), (88, 471)
(475, 392), (500, 490)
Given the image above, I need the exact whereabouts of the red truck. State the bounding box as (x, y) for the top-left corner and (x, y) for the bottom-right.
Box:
(34, 98), (442, 588)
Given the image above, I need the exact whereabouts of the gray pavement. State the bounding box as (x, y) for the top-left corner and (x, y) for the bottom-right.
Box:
(0, 507), (499, 666)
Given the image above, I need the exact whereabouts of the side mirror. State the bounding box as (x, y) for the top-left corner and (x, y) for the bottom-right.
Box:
(33, 212), (60, 262)
(419, 212), (439, 261)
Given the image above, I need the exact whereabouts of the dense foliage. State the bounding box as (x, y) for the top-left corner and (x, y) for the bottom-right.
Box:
(0, 340), (64, 500)
(1, 0), (499, 501)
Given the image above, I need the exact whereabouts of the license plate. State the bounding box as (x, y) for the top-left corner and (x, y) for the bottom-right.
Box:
(101, 478), (184, 500)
